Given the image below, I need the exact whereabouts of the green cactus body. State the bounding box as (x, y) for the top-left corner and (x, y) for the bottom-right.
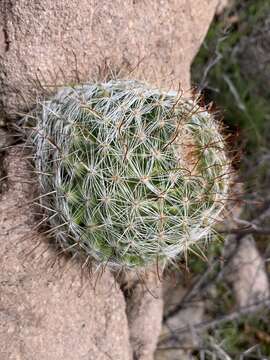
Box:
(28, 80), (230, 269)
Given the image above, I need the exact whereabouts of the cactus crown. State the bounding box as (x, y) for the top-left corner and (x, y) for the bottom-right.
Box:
(27, 80), (230, 269)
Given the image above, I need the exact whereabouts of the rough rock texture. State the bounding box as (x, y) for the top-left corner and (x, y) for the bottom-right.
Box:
(229, 235), (270, 307)
(216, 0), (231, 15)
(0, 148), (132, 360)
(0, 0), (219, 119)
(158, 302), (204, 360)
(0, 145), (164, 360)
(0, 1), (220, 359)
(125, 272), (163, 360)
(155, 275), (204, 360)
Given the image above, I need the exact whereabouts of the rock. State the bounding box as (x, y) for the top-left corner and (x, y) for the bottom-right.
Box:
(0, 0), (219, 119)
(230, 235), (270, 308)
(155, 273), (204, 360)
(160, 300), (204, 346)
(0, 128), (14, 193)
(0, 148), (132, 360)
(125, 271), (163, 360)
(216, 0), (232, 15)
(0, 1), (220, 359)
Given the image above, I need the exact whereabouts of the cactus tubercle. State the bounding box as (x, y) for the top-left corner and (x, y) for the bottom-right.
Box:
(26, 80), (231, 269)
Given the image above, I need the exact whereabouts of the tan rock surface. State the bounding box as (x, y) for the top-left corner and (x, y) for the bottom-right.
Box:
(125, 272), (163, 360)
(0, 148), (132, 360)
(230, 235), (270, 308)
(0, 1), (219, 359)
(0, 0), (219, 119)
(155, 274), (204, 360)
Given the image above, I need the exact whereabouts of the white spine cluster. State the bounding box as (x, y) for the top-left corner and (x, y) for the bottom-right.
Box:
(28, 80), (231, 269)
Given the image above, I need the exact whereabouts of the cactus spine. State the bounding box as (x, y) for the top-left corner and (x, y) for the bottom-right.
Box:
(27, 80), (231, 269)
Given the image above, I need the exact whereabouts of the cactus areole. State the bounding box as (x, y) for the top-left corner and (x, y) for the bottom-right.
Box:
(27, 80), (230, 269)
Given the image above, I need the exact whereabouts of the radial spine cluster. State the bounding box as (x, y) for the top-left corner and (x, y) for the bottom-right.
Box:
(28, 80), (231, 269)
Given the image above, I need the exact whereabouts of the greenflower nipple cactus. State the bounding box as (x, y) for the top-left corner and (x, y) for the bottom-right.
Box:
(27, 80), (231, 269)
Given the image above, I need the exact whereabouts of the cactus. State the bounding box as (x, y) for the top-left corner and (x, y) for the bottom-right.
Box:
(26, 80), (231, 269)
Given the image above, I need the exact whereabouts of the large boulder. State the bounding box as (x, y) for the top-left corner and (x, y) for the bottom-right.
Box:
(0, 148), (132, 360)
(0, 1), (219, 359)
(0, 0), (218, 119)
